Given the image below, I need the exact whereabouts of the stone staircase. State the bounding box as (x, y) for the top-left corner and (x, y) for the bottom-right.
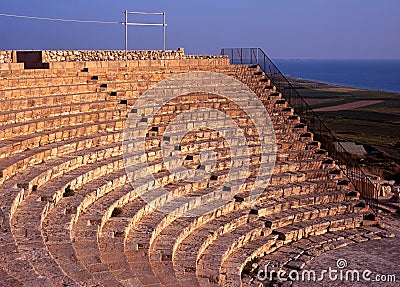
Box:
(0, 57), (391, 287)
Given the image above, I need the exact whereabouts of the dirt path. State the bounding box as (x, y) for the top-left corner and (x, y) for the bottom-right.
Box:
(314, 100), (384, 112)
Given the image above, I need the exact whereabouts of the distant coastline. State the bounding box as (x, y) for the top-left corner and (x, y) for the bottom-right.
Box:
(286, 75), (400, 96)
(274, 59), (400, 93)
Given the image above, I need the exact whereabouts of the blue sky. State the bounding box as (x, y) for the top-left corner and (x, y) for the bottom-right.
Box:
(1, 0), (399, 59)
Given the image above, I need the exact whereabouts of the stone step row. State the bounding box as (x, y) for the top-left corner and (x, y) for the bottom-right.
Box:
(0, 58), (233, 79)
(174, 196), (362, 286)
(99, 176), (350, 286)
(0, 142), (128, 286)
(0, 130), (121, 185)
(0, 82), (99, 101)
(0, 117), (125, 161)
(0, 99), (122, 127)
(73, 184), (135, 286)
(0, 126), (290, 286)
(0, 90), (127, 111)
(242, 226), (393, 286)
(73, 170), (342, 284)
(0, 74), (88, 90)
(219, 212), (368, 287)
(8, 153), (126, 286)
(0, 109), (127, 141)
(43, 170), (131, 286)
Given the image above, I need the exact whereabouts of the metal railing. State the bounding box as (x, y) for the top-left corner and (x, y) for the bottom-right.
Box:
(221, 48), (379, 212)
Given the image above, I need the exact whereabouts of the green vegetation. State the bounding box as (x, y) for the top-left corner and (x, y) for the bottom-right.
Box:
(292, 79), (400, 182)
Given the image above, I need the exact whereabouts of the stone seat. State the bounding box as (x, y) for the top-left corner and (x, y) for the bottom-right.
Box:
(0, 82), (99, 101)
(0, 117), (125, 160)
(98, 188), (188, 285)
(128, 97), (266, 116)
(171, 187), (355, 285)
(0, 130), (121, 185)
(43, 170), (130, 286)
(1, 141), (122, 197)
(153, 206), (250, 285)
(196, 201), (364, 285)
(0, 108), (126, 141)
(120, 183), (243, 286)
(276, 148), (327, 163)
(0, 202), (73, 287)
(8, 153), (126, 286)
(155, 182), (354, 286)
(258, 91), (283, 101)
(96, 79), (170, 92)
(87, 71), (168, 82)
(0, 74), (88, 90)
(72, 184), (137, 287)
(277, 141), (311, 152)
(7, 126), (266, 286)
(145, 112), (299, 137)
(0, 99), (122, 126)
(96, 165), (263, 285)
(254, 226), (389, 278)
(48, 148), (241, 266)
(219, 212), (368, 287)
(0, 144), (127, 285)
(270, 114), (300, 126)
(139, 125), (305, 156)
(0, 142), (125, 240)
(0, 90), (127, 111)
(0, 67), (79, 79)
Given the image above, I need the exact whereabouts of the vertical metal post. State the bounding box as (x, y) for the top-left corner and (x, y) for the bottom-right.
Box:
(124, 10), (128, 65)
(163, 12), (166, 51)
(256, 48), (259, 66)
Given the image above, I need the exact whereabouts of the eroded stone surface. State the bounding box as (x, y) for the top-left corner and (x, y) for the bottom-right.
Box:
(0, 54), (395, 287)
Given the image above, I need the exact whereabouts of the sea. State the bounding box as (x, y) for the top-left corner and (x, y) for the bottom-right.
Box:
(273, 59), (400, 93)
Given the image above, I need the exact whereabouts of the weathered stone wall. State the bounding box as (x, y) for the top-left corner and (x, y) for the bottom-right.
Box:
(0, 51), (13, 64)
(0, 48), (225, 64)
(43, 49), (186, 62)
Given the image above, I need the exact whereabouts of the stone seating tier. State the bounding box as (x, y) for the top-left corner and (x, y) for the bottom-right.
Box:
(0, 58), (384, 287)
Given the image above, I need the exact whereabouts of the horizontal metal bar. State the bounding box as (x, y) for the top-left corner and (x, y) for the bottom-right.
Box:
(123, 23), (167, 27)
(124, 11), (164, 15)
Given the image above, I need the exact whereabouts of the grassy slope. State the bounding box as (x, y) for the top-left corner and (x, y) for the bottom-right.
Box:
(290, 79), (400, 181)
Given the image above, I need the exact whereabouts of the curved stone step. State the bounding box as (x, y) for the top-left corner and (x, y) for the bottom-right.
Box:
(171, 187), (353, 285)
(220, 212), (367, 286)
(0, 117), (125, 161)
(0, 82), (99, 101)
(242, 226), (393, 286)
(43, 169), (128, 286)
(197, 200), (364, 283)
(8, 154), (125, 286)
(0, 99), (121, 127)
(72, 184), (137, 287)
(0, 75), (88, 90)
(0, 108), (126, 141)
(0, 90), (121, 112)
(98, 172), (244, 285)
(0, 130), (121, 185)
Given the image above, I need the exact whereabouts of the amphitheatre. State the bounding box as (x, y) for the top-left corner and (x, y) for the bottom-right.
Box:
(0, 48), (399, 287)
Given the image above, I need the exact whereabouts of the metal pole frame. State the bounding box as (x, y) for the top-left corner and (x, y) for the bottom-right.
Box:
(124, 10), (128, 64)
(122, 10), (167, 59)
